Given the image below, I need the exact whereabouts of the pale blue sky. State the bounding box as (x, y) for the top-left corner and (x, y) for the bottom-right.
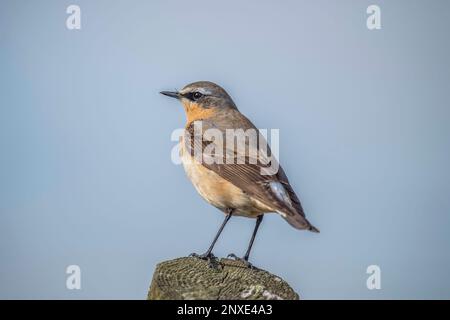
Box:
(1, 0), (450, 299)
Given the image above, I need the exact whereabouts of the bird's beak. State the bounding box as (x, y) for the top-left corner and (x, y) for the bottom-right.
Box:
(160, 91), (180, 99)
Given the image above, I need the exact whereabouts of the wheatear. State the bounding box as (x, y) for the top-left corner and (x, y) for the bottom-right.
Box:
(161, 81), (318, 266)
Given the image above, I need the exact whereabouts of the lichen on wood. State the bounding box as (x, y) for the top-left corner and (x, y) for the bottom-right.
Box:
(148, 257), (299, 300)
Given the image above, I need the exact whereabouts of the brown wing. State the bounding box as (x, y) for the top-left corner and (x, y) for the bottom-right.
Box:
(185, 120), (318, 232)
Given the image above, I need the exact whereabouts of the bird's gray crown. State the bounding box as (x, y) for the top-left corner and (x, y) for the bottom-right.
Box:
(179, 81), (237, 109)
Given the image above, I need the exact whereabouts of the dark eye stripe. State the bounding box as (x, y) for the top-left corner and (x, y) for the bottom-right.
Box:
(182, 92), (203, 101)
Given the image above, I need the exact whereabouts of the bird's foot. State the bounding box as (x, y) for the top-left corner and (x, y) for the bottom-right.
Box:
(227, 253), (256, 269)
(189, 252), (219, 268)
(190, 251), (215, 260)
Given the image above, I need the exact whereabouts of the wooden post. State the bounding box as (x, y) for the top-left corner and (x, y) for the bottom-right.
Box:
(148, 257), (299, 300)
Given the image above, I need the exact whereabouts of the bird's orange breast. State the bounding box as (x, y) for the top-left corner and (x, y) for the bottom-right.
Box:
(182, 101), (217, 123)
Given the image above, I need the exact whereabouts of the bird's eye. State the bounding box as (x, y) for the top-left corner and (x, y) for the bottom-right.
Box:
(192, 92), (203, 100)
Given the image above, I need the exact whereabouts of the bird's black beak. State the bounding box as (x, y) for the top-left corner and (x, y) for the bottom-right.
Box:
(160, 91), (180, 99)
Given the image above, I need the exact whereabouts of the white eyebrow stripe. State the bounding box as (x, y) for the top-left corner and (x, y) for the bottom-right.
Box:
(179, 87), (212, 95)
(197, 88), (212, 95)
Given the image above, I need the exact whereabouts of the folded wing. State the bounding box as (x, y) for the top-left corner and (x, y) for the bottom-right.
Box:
(185, 118), (319, 232)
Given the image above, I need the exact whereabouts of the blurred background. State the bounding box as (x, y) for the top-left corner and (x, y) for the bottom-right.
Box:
(1, 0), (449, 299)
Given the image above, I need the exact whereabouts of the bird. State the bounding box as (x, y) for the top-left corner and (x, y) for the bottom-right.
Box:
(160, 81), (318, 267)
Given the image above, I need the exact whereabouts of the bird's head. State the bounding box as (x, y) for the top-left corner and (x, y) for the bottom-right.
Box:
(160, 81), (237, 122)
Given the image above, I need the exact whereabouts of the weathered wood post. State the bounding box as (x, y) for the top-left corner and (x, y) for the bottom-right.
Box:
(148, 257), (299, 300)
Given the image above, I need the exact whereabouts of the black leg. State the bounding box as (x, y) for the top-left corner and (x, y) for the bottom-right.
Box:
(204, 210), (233, 256)
(243, 214), (263, 261)
(228, 214), (264, 267)
(191, 209), (233, 260)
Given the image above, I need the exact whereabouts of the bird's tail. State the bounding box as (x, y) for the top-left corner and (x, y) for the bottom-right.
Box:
(278, 211), (320, 233)
(308, 224), (320, 233)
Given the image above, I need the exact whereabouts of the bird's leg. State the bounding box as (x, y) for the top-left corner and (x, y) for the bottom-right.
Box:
(228, 214), (264, 268)
(190, 209), (233, 264)
(243, 214), (264, 261)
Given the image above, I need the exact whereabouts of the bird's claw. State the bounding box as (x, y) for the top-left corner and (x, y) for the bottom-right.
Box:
(189, 252), (219, 268)
(227, 253), (255, 269)
(190, 252), (215, 259)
